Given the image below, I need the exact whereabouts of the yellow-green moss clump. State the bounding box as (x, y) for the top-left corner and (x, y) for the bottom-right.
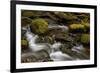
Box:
(69, 24), (85, 32)
(81, 34), (90, 44)
(21, 39), (28, 49)
(30, 18), (48, 34)
(69, 24), (84, 30)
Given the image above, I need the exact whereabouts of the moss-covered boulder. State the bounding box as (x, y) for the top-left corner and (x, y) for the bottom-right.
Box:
(30, 18), (48, 34)
(69, 24), (85, 33)
(21, 39), (28, 49)
(21, 17), (32, 27)
(81, 34), (90, 44)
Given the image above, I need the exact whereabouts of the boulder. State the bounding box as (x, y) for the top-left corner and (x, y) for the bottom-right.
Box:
(30, 18), (48, 34)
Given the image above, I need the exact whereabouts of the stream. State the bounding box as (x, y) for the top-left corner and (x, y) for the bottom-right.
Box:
(21, 25), (90, 63)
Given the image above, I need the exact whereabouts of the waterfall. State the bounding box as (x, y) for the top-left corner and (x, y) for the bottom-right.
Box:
(25, 30), (51, 53)
(23, 25), (89, 62)
(25, 30), (74, 61)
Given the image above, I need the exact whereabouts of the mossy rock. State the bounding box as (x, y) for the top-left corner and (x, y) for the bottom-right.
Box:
(83, 23), (90, 32)
(81, 34), (90, 44)
(21, 17), (32, 27)
(30, 18), (48, 34)
(84, 23), (90, 28)
(22, 11), (34, 17)
(21, 39), (28, 49)
(54, 12), (78, 20)
(69, 24), (85, 33)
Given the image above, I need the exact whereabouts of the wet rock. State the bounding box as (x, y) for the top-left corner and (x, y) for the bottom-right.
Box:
(48, 25), (68, 37)
(35, 50), (52, 62)
(21, 53), (38, 63)
(54, 12), (78, 20)
(60, 48), (75, 57)
(71, 45), (90, 59)
(55, 34), (73, 42)
(48, 25), (69, 32)
(35, 36), (54, 44)
(21, 50), (52, 63)
(47, 25), (76, 43)
(44, 18), (57, 25)
(30, 18), (48, 34)
(21, 17), (32, 27)
(60, 43), (74, 53)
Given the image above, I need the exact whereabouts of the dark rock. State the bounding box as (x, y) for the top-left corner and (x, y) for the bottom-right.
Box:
(54, 12), (78, 20)
(21, 53), (38, 63)
(21, 17), (32, 27)
(21, 50), (52, 63)
(35, 36), (55, 44)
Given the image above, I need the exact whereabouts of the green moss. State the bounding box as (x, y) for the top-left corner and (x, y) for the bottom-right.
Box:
(54, 12), (78, 20)
(22, 11), (34, 17)
(21, 39), (28, 49)
(31, 18), (48, 34)
(81, 34), (90, 44)
(83, 23), (90, 29)
(69, 24), (85, 31)
(69, 24), (84, 29)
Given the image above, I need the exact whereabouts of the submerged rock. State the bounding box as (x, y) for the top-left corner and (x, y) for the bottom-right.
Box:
(30, 18), (48, 34)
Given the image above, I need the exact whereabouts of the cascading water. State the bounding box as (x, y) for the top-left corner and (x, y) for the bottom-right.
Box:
(22, 25), (89, 62)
